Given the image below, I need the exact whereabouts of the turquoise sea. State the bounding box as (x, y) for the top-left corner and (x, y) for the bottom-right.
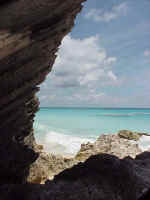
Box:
(34, 107), (150, 155)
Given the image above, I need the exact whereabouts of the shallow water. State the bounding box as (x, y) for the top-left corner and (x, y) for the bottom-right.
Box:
(34, 107), (150, 155)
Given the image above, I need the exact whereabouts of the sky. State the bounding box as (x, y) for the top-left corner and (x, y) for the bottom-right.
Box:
(38, 0), (150, 108)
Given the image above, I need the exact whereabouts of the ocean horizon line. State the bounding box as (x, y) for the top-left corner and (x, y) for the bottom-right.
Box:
(39, 106), (150, 109)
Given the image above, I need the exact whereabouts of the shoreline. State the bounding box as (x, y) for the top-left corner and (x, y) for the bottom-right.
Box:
(36, 130), (150, 158)
(29, 130), (150, 184)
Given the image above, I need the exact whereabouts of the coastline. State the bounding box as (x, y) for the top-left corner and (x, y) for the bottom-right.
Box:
(28, 130), (150, 183)
(36, 130), (150, 158)
(34, 107), (150, 156)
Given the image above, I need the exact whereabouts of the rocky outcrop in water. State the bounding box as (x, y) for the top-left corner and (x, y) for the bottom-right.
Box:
(27, 132), (144, 183)
(75, 133), (142, 161)
(118, 130), (150, 141)
(0, 0), (85, 183)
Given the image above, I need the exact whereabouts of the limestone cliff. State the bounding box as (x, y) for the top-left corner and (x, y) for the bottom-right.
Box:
(0, 0), (85, 183)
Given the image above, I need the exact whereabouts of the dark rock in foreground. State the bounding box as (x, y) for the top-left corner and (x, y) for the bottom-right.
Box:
(1, 153), (150, 200)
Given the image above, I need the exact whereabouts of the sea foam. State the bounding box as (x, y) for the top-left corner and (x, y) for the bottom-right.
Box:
(36, 130), (95, 156)
(138, 135), (150, 151)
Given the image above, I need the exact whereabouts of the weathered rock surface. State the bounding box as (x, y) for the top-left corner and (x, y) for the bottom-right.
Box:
(27, 149), (77, 183)
(1, 152), (150, 200)
(28, 132), (144, 183)
(75, 134), (142, 161)
(118, 130), (150, 141)
(0, 0), (85, 183)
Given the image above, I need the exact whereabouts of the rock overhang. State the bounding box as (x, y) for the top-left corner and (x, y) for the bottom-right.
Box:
(0, 1), (150, 199)
(0, 0), (85, 183)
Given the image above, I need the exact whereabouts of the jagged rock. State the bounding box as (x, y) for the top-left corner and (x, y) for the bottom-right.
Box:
(27, 150), (78, 183)
(34, 143), (44, 152)
(138, 188), (150, 200)
(0, 0), (85, 183)
(28, 132), (143, 183)
(1, 1), (150, 199)
(75, 134), (142, 161)
(1, 153), (150, 200)
(118, 130), (142, 141)
(28, 132), (144, 183)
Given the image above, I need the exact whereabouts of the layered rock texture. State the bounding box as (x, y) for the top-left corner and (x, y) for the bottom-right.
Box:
(0, 0), (85, 183)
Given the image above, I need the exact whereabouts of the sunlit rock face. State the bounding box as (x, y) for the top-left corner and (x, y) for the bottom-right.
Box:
(0, 0), (85, 183)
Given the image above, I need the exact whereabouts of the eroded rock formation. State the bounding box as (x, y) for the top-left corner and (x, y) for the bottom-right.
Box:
(27, 132), (143, 184)
(118, 130), (150, 141)
(27, 147), (77, 183)
(0, 0), (85, 183)
(1, 1), (150, 199)
(75, 133), (142, 161)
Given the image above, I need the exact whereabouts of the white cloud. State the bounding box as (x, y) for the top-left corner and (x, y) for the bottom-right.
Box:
(50, 35), (118, 88)
(144, 50), (150, 57)
(107, 71), (117, 81)
(85, 2), (128, 22)
(39, 34), (120, 106)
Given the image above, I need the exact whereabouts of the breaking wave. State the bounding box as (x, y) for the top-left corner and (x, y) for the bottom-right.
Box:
(34, 123), (95, 156)
(138, 135), (150, 151)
